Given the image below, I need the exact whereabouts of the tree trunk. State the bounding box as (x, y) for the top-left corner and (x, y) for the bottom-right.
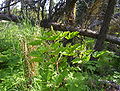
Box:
(4, 0), (11, 14)
(41, 0), (47, 20)
(90, 0), (116, 61)
(49, 0), (54, 19)
(63, 0), (77, 25)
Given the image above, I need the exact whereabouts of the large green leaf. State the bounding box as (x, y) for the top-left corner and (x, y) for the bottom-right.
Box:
(65, 32), (79, 39)
(30, 57), (44, 62)
(29, 40), (42, 45)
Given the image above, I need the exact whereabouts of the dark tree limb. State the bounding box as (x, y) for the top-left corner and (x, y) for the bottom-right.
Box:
(43, 22), (120, 45)
(0, 13), (22, 22)
(0, 0), (20, 10)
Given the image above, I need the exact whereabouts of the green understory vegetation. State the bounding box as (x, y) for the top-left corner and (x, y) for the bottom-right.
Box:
(0, 21), (120, 91)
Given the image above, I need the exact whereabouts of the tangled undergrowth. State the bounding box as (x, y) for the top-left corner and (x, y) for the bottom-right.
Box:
(0, 22), (120, 91)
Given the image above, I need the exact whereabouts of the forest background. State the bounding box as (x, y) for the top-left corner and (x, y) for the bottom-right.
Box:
(0, 0), (120, 91)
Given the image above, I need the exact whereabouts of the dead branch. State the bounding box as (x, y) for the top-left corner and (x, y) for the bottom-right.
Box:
(0, 0), (20, 10)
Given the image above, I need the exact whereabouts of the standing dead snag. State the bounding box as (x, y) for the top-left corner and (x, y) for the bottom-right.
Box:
(90, 0), (116, 61)
(20, 39), (38, 88)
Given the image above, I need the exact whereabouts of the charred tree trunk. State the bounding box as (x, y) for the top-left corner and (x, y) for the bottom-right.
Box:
(90, 0), (116, 61)
(65, 0), (77, 25)
(37, 1), (40, 21)
(41, 0), (47, 20)
(4, 0), (12, 14)
(49, 0), (54, 19)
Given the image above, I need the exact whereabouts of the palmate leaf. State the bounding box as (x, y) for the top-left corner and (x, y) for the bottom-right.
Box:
(47, 35), (59, 40)
(29, 50), (41, 57)
(72, 58), (82, 64)
(87, 65), (96, 71)
(38, 46), (50, 53)
(51, 42), (61, 49)
(37, 31), (53, 40)
(0, 54), (8, 62)
(30, 57), (44, 62)
(70, 44), (80, 52)
(65, 32), (79, 39)
(92, 51), (106, 58)
(29, 40), (42, 45)
(50, 47), (65, 55)
(49, 49), (61, 55)
(61, 51), (76, 56)
(61, 44), (80, 56)
(58, 31), (69, 38)
(39, 36), (49, 40)
(47, 31), (69, 41)
(29, 47), (50, 57)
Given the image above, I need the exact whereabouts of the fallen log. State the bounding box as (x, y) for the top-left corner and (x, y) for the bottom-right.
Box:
(98, 80), (120, 91)
(0, 13), (120, 45)
(42, 22), (120, 45)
